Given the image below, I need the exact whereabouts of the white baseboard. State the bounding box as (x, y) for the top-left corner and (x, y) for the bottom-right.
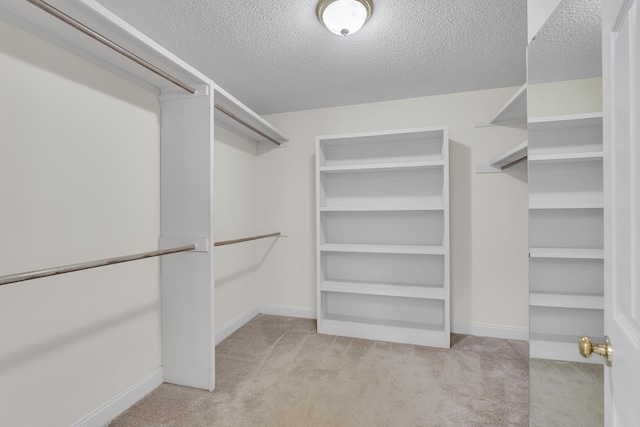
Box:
(452, 322), (529, 341)
(259, 304), (317, 319)
(214, 305), (260, 345)
(72, 367), (163, 427)
(215, 305), (527, 342)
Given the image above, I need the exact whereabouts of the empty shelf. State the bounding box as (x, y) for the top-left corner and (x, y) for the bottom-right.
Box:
(529, 201), (604, 209)
(530, 292), (604, 310)
(529, 248), (604, 259)
(528, 112), (603, 130)
(475, 141), (527, 173)
(319, 160), (444, 173)
(530, 333), (604, 364)
(320, 280), (446, 299)
(319, 205), (444, 212)
(476, 83), (527, 127)
(319, 243), (445, 255)
(529, 152), (603, 162)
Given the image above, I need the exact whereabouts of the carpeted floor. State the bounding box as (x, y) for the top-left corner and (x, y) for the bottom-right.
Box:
(111, 314), (529, 426)
(530, 358), (604, 427)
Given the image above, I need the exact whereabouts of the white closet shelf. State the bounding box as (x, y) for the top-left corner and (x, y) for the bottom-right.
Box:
(0, 2), (288, 150)
(476, 83), (527, 127)
(319, 243), (445, 255)
(319, 161), (444, 173)
(214, 89), (288, 148)
(528, 112), (603, 130)
(528, 152), (603, 162)
(320, 314), (450, 347)
(318, 127), (446, 147)
(530, 334), (604, 364)
(529, 201), (604, 209)
(322, 313), (442, 331)
(316, 127), (449, 348)
(0, 1), (208, 94)
(490, 141), (528, 166)
(530, 292), (604, 310)
(320, 280), (446, 300)
(529, 248), (605, 259)
(476, 141), (528, 173)
(319, 205), (444, 212)
(528, 108), (604, 365)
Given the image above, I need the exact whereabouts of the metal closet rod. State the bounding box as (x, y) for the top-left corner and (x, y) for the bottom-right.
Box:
(0, 231), (284, 285)
(501, 156), (527, 170)
(27, 0), (196, 94)
(28, 0), (283, 147)
(214, 105), (282, 147)
(0, 244), (196, 287)
(214, 232), (281, 247)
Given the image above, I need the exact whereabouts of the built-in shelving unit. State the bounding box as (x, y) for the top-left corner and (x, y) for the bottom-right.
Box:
(528, 112), (604, 364)
(316, 127), (450, 348)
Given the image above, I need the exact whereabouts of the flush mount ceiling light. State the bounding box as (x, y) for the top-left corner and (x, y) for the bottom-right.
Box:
(316, 0), (373, 36)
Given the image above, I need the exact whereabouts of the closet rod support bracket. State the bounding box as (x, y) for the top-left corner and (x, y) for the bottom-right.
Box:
(159, 237), (210, 252)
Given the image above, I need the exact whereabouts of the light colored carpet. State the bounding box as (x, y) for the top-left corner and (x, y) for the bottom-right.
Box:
(111, 315), (529, 426)
(530, 358), (604, 427)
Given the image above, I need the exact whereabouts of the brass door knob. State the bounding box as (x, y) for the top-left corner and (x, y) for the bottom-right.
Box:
(579, 336), (612, 366)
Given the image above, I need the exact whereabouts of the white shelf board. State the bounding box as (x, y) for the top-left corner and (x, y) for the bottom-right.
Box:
(319, 314), (450, 348)
(476, 83), (527, 127)
(319, 205), (444, 212)
(530, 334), (604, 364)
(319, 160), (444, 174)
(530, 292), (604, 310)
(0, 1), (210, 94)
(213, 88), (288, 149)
(322, 313), (440, 331)
(319, 243), (445, 255)
(529, 201), (604, 209)
(476, 141), (528, 174)
(0, 1), (289, 150)
(320, 280), (446, 300)
(529, 248), (605, 259)
(317, 126), (447, 146)
(528, 112), (603, 130)
(528, 152), (603, 163)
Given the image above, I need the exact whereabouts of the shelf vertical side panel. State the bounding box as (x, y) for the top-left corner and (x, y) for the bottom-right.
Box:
(160, 85), (215, 391)
(441, 128), (451, 339)
(316, 137), (325, 329)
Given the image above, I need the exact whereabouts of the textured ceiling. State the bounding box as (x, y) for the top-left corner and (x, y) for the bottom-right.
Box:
(96, 0), (527, 114)
(528, 0), (601, 84)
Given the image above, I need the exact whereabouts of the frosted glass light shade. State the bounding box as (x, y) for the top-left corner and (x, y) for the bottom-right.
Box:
(317, 0), (373, 36)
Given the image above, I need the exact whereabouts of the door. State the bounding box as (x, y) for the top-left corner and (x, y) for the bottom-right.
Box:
(602, 0), (640, 425)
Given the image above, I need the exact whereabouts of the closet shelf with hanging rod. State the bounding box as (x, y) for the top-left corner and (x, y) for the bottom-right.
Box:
(474, 83), (527, 174)
(10, 0), (288, 149)
(476, 141), (528, 173)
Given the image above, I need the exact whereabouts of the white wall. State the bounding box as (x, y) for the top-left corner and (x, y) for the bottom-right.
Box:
(257, 87), (529, 332)
(528, 77), (603, 117)
(0, 19), (160, 427)
(213, 125), (263, 334)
